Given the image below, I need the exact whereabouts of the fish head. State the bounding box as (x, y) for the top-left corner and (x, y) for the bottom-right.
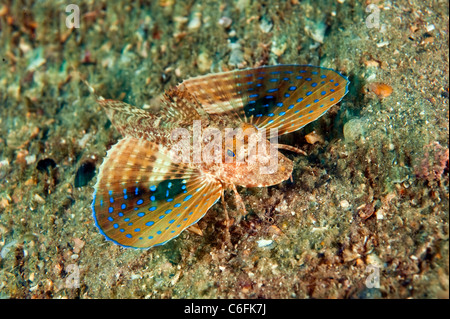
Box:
(217, 123), (293, 187)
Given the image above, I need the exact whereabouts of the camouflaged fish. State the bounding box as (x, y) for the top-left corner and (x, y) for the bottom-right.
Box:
(91, 65), (349, 249)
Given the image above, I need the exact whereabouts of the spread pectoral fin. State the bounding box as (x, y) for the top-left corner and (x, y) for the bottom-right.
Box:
(92, 137), (222, 249)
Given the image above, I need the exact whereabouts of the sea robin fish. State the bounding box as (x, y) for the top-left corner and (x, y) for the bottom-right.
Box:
(90, 65), (349, 249)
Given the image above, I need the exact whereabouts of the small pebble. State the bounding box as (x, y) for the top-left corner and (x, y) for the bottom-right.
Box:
(0, 197), (10, 208)
(1, 240), (18, 258)
(305, 131), (324, 144)
(77, 133), (92, 148)
(343, 119), (365, 143)
(27, 48), (46, 72)
(187, 12), (202, 30)
(257, 239), (274, 248)
(368, 82), (393, 98)
(228, 42), (245, 68)
(73, 238), (85, 254)
(376, 41), (389, 48)
(426, 24), (435, 32)
(218, 16), (232, 28)
(259, 16), (273, 33)
(364, 59), (380, 68)
(340, 200), (350, 209)
(271, 40), (287, 57)
(16, 150), (29, 164)
(366, 253), (383, 267)
(34, 193), (45, 204)
(197, 51), (212, 73)
(25, 154), (36, 165)
(0, 159), (9, 168)
(130, 273), (141, 280)
(304, 21), (326, 43)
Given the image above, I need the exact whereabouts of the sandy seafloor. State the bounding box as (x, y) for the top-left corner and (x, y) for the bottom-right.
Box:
(0, 0), (448, 299)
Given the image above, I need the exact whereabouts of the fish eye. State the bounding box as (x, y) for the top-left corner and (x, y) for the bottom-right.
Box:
(227, 149), (235, 157)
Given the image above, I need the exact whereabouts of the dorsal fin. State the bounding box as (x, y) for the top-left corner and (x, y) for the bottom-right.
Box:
(97, 99), (175, 144)
(160, 86), (207, 125)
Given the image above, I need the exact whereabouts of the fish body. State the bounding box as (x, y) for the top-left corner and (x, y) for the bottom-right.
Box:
(91, 65), (349, 249)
